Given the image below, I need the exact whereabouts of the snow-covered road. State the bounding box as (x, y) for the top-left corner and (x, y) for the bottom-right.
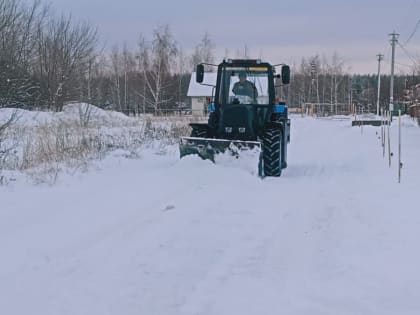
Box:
(1, 116), (420, 315)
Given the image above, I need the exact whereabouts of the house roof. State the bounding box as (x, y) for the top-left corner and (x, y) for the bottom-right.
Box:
(187, 72), (217, 97)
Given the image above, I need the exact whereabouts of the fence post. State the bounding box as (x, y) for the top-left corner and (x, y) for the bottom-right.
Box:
(381, 108), (385, 157)
(398, 109), (402, 183)
(387, 110), (392, 168)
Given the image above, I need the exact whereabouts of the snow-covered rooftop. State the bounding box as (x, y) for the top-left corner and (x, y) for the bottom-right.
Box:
(187, 72), (217, 97)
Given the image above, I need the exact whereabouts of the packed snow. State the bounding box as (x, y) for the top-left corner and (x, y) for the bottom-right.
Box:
(1, 111), (420, 315)
(0, 103), (135, 128)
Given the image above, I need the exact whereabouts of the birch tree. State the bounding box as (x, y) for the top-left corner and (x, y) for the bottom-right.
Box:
(191, 32), (215, 71)
(142, 25), (178, 113)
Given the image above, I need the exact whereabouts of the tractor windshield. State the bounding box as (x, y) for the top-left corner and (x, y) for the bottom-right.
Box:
(218, 66), (269, 105)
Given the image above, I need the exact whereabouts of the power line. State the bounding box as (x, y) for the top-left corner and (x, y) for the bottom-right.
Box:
(395, 61), (415, 68)
(382, 44), (393, 67)
(403, 18), (420, 46)
(382, 41), (415, 70)
(397, 41), (419, 66)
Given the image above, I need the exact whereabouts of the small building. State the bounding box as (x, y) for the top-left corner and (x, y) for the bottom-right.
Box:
(187, 72), (217, 115)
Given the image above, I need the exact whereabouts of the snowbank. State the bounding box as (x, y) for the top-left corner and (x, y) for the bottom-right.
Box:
(0, 104), (196, 183)
(0, 103), (137, 128)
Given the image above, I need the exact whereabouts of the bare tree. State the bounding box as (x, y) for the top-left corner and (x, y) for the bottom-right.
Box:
(110, 46), (123, 112)
(190, 32), (215, 71)
(0, 0), (44, 174)
(174, 47), (190, 109)
(0, 0), (45, 109)
(140, 25), (178, 113)
(0, 109), (19, 173)
(34, 14), (98, 111)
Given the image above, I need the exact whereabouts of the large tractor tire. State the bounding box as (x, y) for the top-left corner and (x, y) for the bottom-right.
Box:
(190, 128), (207, 138)
(262, 128), (283, 177)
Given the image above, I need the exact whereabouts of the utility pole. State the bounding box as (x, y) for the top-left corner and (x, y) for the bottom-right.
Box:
(124, 58), (128, 115)
(376, 53), (384, 116)
(309, 59), (320, 109)
(389, 32), (399, 115)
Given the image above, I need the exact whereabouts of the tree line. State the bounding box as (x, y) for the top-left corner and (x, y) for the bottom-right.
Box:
(0, 0), (215, 114)
(284, 54), (420, 112)
(1, 0), (419, 114)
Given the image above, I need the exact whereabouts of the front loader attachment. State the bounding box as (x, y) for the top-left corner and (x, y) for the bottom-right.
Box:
(179, 137), (261, 162)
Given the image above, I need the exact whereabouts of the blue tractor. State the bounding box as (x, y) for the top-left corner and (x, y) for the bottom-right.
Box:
(180, 59), (291, 177)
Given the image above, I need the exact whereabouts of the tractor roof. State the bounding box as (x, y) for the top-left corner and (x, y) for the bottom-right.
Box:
(223, 59), (269, 66)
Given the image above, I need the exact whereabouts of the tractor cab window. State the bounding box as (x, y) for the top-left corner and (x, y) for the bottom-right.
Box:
(218, 67), (269, 105)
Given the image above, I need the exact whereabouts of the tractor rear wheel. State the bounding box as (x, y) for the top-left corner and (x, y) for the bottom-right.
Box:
(262, 128), (282, 177)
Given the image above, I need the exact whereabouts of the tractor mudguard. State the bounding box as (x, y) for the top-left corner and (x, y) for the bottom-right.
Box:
(264, 121), (284, 131)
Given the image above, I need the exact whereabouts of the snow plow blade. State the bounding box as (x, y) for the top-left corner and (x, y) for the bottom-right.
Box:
(179, 137), (261, 162)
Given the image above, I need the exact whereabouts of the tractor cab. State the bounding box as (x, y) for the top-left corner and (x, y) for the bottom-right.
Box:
(216, 60), (273, 106)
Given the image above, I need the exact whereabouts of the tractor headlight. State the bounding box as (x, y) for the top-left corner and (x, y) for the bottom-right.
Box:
(225, 127), (233, 133)
(238, 127), (246, 133)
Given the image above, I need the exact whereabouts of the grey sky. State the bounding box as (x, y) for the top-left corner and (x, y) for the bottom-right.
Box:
(51, 0), (420, 73)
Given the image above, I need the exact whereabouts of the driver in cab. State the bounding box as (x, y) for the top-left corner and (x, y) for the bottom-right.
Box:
(232, 72), (258, 100)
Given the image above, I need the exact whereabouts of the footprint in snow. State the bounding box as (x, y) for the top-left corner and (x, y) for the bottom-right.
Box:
(163, 205), (176, 211)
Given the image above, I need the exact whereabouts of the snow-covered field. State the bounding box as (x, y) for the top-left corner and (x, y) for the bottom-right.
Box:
(1, 113), (420, 315)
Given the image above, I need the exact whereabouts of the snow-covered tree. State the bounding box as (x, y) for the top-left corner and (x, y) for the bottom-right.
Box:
(33, 14), (98, 111)
(0, 0), (43, 108)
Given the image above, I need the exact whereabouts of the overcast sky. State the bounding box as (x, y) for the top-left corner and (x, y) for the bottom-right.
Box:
(50, 0), (420, 74)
